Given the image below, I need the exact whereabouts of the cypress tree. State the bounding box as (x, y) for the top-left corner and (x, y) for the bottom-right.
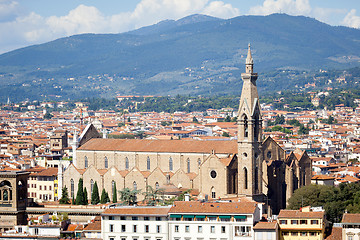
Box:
(59, 186), (70, 204)
(84, 187), (88, 205)
(112, 182), (117, 203)
(100, 189), (110, 204)
(75, 178), (85, 205)
(91, 181), (100, 205)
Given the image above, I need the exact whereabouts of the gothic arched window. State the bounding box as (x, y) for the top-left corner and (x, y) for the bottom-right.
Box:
(90, 179), (94, 195)
(243, 115), (248, 138)
(133, 181), (137, 190)
(105, 156), (108, 169)
(70, 179), (74, 198)
(84, 156), (88, 168)
(187, 158), (191, 173)
(169, 157), (173, 171)
(125, 157), (129, 170)
(244, 167), (248, 190)
(147, 156), (150, 170)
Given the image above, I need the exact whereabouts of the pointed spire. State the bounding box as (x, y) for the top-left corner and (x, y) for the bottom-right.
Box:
(246, 43), (253, 65)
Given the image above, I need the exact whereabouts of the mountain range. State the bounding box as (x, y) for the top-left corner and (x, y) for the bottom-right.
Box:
(0, 13), (360, 102)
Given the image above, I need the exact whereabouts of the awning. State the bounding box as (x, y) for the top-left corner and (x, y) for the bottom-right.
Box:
(196, 215), (206, 219)
(170, 214), (182, 218)
(183, 215), (195, 218)
(234, 215), (247, 219)
(219, 215), (231, 219)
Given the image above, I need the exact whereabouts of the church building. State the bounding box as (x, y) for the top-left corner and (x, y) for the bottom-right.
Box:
(60, 45), (311, 214)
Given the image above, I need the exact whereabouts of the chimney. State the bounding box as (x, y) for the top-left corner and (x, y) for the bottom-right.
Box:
(184, 193), (190, 201)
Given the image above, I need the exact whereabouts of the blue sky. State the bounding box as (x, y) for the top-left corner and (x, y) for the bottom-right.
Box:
(1, 0), (360, 54)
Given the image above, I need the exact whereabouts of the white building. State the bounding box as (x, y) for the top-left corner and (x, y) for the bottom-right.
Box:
(102, 206), (171, 240)
(169, 201), (261, 240)
(101, 201), (262, 240)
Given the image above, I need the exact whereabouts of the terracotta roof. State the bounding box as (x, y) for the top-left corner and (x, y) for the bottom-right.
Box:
(30, 167), (58, 177)
(78, 139), (237, 154)
(253, 221), (278, 230)
(342, 213), (360, 223)
(311, 175), (335, 180)
(325, 227), (342, 240)
(169, 201), (257, 214)
(103, 206), (171, 216)
(83, 221), (101, 231)
(278, 209), (325, 219)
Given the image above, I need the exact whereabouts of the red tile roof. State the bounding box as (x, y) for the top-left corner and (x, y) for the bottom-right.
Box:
(78, 139), (237, 154)
(278, 209), (324, 219)
(103, 206), (171, 216)
(342, 213), (360, 223)
(169, 201), (257, 214)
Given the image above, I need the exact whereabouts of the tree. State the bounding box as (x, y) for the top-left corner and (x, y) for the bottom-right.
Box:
(100, 189), (110, 204)
(59, 187), (70, 204)
(287, 183), (360, 223)
(83, 187), (88, 205)
(222, 132), (230, 137)
(119, 187), (140, 205)
(298, 124), (310, 135)
(91, 181), (100, 205)
(75, 178), (86, 205)
(224, 115), (231, 122)
(112, 183), (118, 203)
(44, 112), (53, 119)
(143, 185), (164, 206)
(192, 116), (199, 123)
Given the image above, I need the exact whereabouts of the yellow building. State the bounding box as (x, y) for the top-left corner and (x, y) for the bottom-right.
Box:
(278, 206), (325, 239)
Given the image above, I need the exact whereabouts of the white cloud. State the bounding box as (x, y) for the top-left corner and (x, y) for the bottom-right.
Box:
(249, 0), (311, 16)
(202, 1), (240, 19)
(0, 0), (240, 53)
(0, 0), (21, 21)
(342, 9), (360, 28)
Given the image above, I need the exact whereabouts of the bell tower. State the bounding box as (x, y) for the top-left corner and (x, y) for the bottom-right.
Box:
(237, 44), (263, 197)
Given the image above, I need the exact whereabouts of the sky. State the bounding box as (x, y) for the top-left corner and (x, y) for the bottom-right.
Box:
(1, 0), (360, 54)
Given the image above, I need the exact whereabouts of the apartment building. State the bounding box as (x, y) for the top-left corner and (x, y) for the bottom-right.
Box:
(278, 206), (326, 240)
(102, 206), (171, 240)
(28, 167), (58, 202)
(341, 213), (360, 240)
(101, 201), (261, 240)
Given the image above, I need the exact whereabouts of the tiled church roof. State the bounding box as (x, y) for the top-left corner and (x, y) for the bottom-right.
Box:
(78, 139), (237, 154)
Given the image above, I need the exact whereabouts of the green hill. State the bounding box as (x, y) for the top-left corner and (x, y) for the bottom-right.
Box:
(0, 13), (360, 101)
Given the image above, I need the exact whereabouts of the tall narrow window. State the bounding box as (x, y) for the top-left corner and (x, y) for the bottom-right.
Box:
(147, 156), (150, 170)
(105, 156), (108, 168)
(211, 187), (216, 199)
(84, 156), (88, 168)
(244, 168), (248, 189)
(243, 115), (248, 138)
(187, 158), (191, 173)
(3, 190), (8, 201)
(70, 179), (74, 198)
(198, 158), (201, 166)
(125, 157), (129, 170)
(253, 114), (259, 142)
(155, 182), (159, 190)
(90, 179), (94, 195)
(133, 181), (137, 190)
(169, 157), (173, 171)
(112, 180), (116, 201)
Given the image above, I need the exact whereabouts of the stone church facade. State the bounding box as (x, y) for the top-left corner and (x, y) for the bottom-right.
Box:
(60, 45), (311, 214)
